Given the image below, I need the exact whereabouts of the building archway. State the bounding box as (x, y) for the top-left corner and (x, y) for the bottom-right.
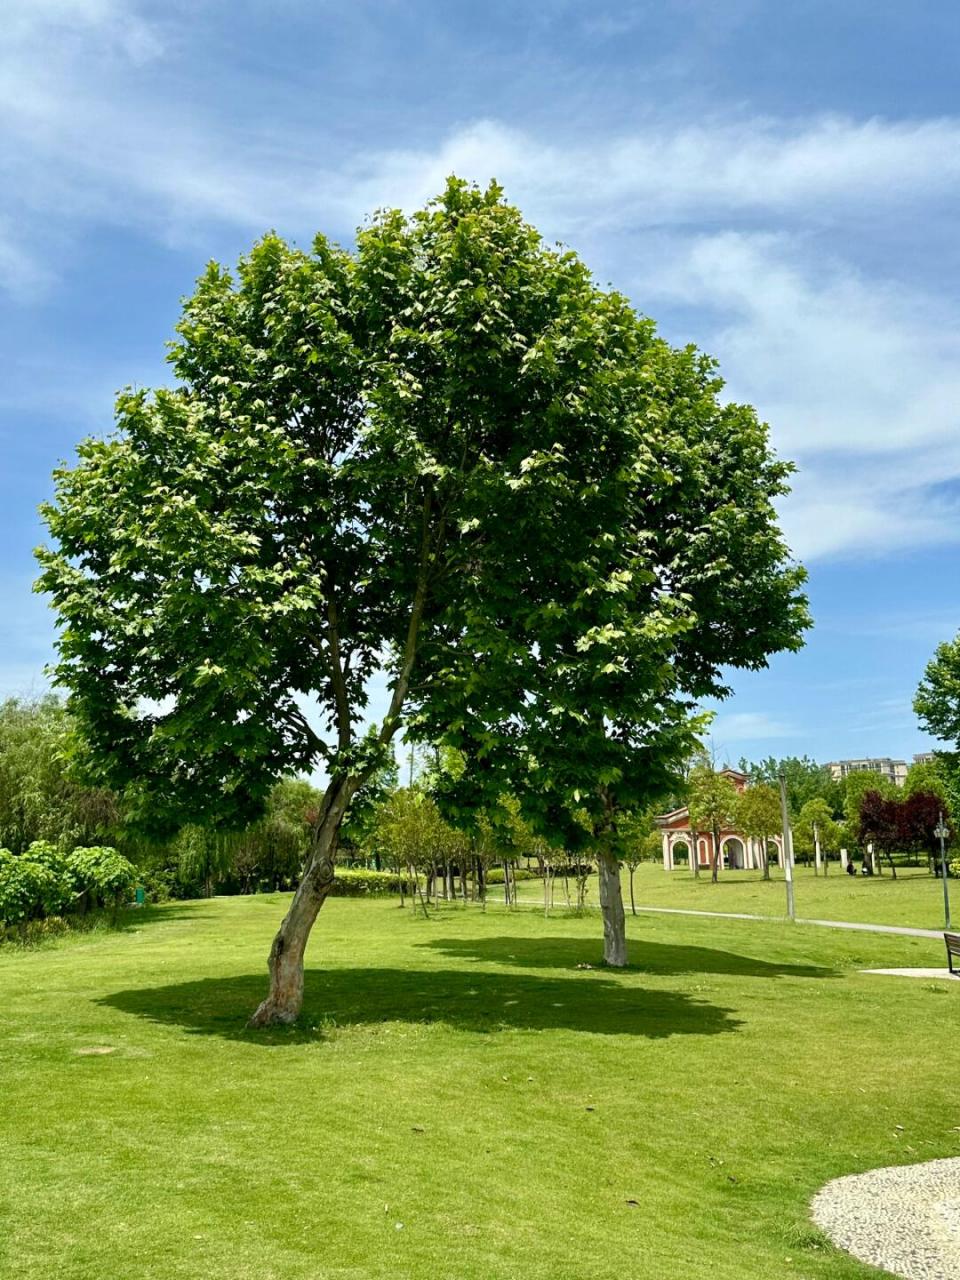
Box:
(722, 837), (745, 869)
(671, 839), (690, 865)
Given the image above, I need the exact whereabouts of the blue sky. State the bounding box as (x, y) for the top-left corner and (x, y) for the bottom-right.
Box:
(2, 0), (959, 768)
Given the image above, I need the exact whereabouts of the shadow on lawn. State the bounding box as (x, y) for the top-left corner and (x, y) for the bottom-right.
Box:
(418, 935), (836, 980)
(99, 966), (741, 1045)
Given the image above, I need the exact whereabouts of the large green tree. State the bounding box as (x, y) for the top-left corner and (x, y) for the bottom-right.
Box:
(43, 178), (763, 1020)
(915, 634), (960, 747)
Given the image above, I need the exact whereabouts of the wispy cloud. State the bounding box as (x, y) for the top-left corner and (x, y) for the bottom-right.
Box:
(708, 711), (797, 742)
(2, 4), (960, 563)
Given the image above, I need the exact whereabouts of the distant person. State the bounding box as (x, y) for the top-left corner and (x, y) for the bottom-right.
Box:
(846, 859), (856, 876)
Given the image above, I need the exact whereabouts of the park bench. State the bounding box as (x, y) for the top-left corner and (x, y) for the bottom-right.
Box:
(944, 932), (960, 976)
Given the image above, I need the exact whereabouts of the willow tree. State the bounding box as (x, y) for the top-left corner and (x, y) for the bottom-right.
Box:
(37, 177), (807, 1016)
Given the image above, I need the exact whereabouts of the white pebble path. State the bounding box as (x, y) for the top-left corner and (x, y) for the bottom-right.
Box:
(812, 1159), (960, 1279)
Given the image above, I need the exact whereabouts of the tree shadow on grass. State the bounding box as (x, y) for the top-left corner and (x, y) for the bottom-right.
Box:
(417, 935), (836, 980)
(99, 966), (741, 1046)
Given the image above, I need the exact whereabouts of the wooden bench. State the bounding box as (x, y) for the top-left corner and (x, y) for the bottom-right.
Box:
(944, 933), (960, 975)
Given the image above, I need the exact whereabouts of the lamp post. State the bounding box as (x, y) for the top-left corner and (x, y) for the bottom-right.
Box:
(778, 772), (796, 921)
(935, 812), (951, 931)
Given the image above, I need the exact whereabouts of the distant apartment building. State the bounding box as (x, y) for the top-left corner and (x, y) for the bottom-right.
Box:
(912, 752), (937, 765)
(827, 757), (909, 787)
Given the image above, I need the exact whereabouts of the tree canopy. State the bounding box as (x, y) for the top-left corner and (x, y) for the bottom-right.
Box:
(915, 633), (960, 747)
(36, 177), (808, 1017)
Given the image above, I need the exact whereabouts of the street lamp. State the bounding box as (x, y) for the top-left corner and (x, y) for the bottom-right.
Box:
(778, 772), (796, 921)
(935, 812), (951, 931)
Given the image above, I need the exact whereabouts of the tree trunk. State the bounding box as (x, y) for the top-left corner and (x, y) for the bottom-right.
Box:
(597, 848), (627, 967)
(249, 779), (354, 1027)
(629, 865), (637, 915)
(249, 855), (335, 1027)
(691, 828), (700, 878)
(710, 828), (720, 883)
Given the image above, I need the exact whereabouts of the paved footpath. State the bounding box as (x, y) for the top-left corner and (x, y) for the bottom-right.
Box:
(631, 904), (943, 938)
(516, 897), (944, 939)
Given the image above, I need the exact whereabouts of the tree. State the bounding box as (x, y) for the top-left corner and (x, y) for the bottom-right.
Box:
(173, 825), (235, 898)
(738, 755), (841, 817)
(735, 782), (781, 879)
(794, 797), (838, 872)
(842, 769), (895, 856)
(617, 812), (658, 916)
(915, 634), (960, 746)
(898, 789), (951, 870)
(857, 789), (899, 877)
(0, 696), (119, 854)
(416, 340), (808, 962)
(38, 178), (807, 1015)
(687, 767), (741, 884)
(373, 787), (446, 916)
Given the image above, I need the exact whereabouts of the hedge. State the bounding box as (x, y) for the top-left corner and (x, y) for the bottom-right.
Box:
(485, 867), (538, 884)
(327, 869), (406, 896)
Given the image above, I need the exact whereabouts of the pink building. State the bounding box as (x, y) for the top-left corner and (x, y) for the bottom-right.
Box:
(656, 768), (784, 871)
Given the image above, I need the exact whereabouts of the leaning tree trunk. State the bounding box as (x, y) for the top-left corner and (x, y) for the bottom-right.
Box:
(249, 854), (336, 1026)
(249, 779), (353, 1027)
(597, 848), (627, 967)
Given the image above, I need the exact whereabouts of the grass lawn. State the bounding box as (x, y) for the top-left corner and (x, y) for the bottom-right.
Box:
(1, 894), (957, 1280)
(515, 861), (955, 931)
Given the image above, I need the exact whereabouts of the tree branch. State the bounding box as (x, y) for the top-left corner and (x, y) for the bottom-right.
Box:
(281, 704), (330, 764)
(378, 490), (439, 747)
(326, 595), (352, 751)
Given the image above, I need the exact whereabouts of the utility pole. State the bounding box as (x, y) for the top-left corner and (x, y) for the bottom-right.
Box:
(814, 821), (822, 877)
(935, 812), (951, 931)
(778, 772), (796, 921)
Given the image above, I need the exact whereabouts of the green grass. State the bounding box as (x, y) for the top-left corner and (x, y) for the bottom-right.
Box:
(1, 894), (957, 1279)
(515, 861), (954, 931)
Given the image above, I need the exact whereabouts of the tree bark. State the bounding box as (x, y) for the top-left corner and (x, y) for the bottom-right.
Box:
(597, 848), (627, 967)
(249, 777), (354, 1027)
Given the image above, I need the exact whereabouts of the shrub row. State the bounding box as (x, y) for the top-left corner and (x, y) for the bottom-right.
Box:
(327, 869), (406, 896)
(0, 843), (137, 926)
(484, 867), (538, 884)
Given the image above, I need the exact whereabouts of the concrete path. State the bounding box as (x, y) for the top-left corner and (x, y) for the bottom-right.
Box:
(528, 899), (945, 939)
(861, 968), (958, 980)
(634, 903), (943, 939)
(813, 1158), (960, 1279)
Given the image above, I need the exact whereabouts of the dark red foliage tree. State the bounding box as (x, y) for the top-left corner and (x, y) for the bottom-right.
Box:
(858, 789), (900, 878)
(898, 790), (949, 870)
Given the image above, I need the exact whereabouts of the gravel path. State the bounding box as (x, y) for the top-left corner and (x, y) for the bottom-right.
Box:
(812, 1158), (960, 1279)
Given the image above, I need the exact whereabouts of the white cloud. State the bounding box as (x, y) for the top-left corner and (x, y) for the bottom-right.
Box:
(2, 9), (960, 561)
(708, 711), (797, 743)
(629, 230), (960, 559)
